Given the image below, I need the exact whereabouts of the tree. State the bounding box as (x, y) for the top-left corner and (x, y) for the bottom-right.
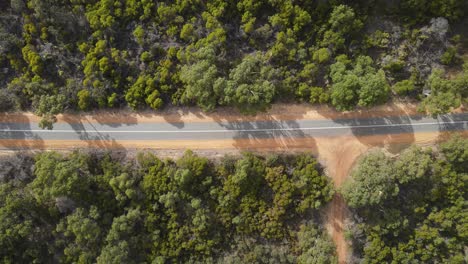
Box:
(358, 70), (390, 107)
(330, 74), (359, 111)
(175, 150), (212, 195)
(341, 151), (398, 208)
(77, 89), (91, 110)
(345, 136), (468, 262)
(420, 91), (461, 116)
(20, 80), (65, 130)
(394, 146), (432, 184)
(0, 89), (16, 111)
(330, 55), (390, 110)
(218, 53), (277, 114)
(31, 151), (92, 207)
(293, 154), (334, 212)
(440, 46), (457, 65)
(0, 183), (52, 262)
(97, 209), (144, 264)
(180, 23), (195, 41)
(313, 48), (331, 64)
(180, 46), (221, 111)
(393, 79), (415, 96)
(439, 134), (468, 171)
(420, 69), (462, 116)
(56, 206), (102, 263)
(109, 172), (141, 206)
(320, 5), (363, 51)
(125, 74), (162, 110)
(297, 223), (338, 264)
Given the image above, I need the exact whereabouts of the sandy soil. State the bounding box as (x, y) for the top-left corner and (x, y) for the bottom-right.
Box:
(3, 101), (460, 125)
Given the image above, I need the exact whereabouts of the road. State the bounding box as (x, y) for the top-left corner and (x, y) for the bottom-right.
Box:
(0, 113), (466, 148)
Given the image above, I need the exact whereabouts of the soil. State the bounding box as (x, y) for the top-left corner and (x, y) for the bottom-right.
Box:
(2, 101), (452, 125)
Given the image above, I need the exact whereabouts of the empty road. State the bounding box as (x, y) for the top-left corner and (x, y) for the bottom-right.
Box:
(0, 112), (467, 149)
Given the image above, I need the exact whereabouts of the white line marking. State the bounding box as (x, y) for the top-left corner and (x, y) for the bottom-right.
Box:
(0, 121), (466, 133)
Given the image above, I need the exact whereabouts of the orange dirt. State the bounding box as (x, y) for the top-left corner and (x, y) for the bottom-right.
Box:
(2, 101), (460, 125)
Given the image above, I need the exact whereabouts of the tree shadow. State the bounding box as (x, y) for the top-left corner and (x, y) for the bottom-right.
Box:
(318, 107), (466, 154)
(61, 110), (139, 128)
(437, 114), (468, 131)
(60, 115), (124, 150)
(0, 113), (45, 150)
(150, 106), (206, 129)
(335, 115), (416, 154)
(314, 105), (418, 154)
(211, 108), (319, 156)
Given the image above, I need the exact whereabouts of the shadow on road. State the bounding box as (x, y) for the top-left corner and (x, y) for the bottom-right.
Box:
(315, 105), (419, 154)
(61, 110), (138, 128)
(211, 106), (319, 156)
(61, 115), (124, 149)
(0, 112), (45, 150)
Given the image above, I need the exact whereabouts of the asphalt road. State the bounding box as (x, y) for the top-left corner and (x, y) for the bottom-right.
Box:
(0, 113), (467, 144)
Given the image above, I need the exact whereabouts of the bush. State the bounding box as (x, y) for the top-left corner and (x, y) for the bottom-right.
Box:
(383, 59), (405, 73)
(393, 79), (415, 96)
(309, 87), (329, 104)
(313, 48), (331, 64)
(77, 90), (91, 110)
(440, 46), (457, 65)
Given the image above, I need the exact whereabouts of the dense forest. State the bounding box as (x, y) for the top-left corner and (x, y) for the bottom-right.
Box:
(1, 0), (468, 128)
(1, 136), (466, 263)
(342, 135), (468, 263)
(0, 150), (337, 263)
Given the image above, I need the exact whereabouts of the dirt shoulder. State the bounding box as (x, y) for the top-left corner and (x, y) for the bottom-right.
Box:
(3, 101), (460, 125)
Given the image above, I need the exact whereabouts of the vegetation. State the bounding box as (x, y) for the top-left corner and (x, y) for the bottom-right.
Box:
(1, 1), (467, 127)
(0, 150), (336, 263)
(342, 135), (468, 263)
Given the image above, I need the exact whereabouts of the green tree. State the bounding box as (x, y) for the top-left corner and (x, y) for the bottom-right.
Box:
(345, 136), (468, 263)
(31, 151), (92, 206)
(439, 134), (468, 171)
(297, 223), (338, 264)
(440, 46), (457, 65)
(125, 74), (162, 110)
(97, 209), (144, 264)
(330, 74), (359, 111)
(358, 70), (390, 107)
(293, 154), (334, 212)
(56, 206), (102, 263)
(218, 53), (277, 114)
(330, 55), (390, 110)
(180, 46), (221, 111)
(394, 146), (432, 184)
(0, 183), (52, 262)
(341, 151), (398, 207)
(420, 69), (462, 116)
(35, 94), (65, 130)
(77, 89), (91, 110)
(313, 48), (331, 64)
(393, 79), (415, 96)
(320, 5), (363, 51)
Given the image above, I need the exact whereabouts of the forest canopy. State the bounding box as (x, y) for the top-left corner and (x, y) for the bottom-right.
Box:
(1, 0), (467, 127)
(0, 150), (336, 263)
(341, 135), (468, 263)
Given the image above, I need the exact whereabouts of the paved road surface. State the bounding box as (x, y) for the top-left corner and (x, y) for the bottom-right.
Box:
(0, 113), (466, 147)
